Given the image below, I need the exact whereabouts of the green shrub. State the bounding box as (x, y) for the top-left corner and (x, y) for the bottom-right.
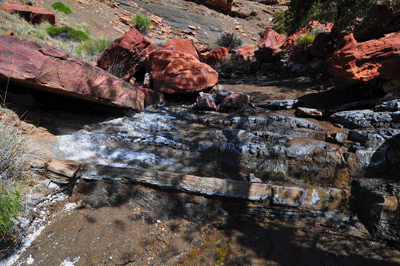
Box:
(0, 107), (31, 237)
(278, 0), (379, 37)
(51, 1), (73, 15)
(46, 25), (89, 41)
(272, 11), (289, 34)
(215, 32), (242, 49)
(75, 38), (113, 56)
(0, 185), (21, 237)
(132, 13), (151, 33)
(295, 34), (316, 49)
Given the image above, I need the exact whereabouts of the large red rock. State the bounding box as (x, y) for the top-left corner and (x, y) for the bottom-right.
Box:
(258, 28), (285, 48)
(331, 32), (400, 83)
(201, 47), (230, 65)
(0, 1), (55, 25)
(232, 45), (255, 59)
(280, 21), (334, 51)
(0, 35), (145, 110)
(96, 29), (157, 82)
(147, 38), (218, 94)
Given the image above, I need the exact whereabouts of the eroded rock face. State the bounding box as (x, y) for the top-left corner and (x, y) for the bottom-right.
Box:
(258, 28), (285, 48)
(96, 28), (157, 82)
(147, 38), (218, 94)
(0, 35), (145, 110)
(0, 1), (55, 25)
(331, 32), (400, 83)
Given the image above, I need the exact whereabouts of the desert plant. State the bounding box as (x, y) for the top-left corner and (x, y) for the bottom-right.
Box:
(75, 38), (112, 56)
(0, 184), (21, 237)
(277, 0), (379, 37)
(75, 38), (113, 62)
(272, 11), (289, 34)
(0, 105), (32, 237)
(295, 34), (316, 49)
(132, 13), (151, 33)
(46, 25), (90, 41)
(215, 32), (242, 49)
(307, 25), (326, 36)
(51, 1), (73, 15)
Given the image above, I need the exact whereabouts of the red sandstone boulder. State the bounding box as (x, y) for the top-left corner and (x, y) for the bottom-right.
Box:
(201, 47), (230, 65)
(0, 1), (55, 25)
(147, 38), (218, 94)
(232, 45), (255, 59)
(258, 28), (285, 48)
(219, 91), (252, 109)
(96, 29), (157, 82)
(281, 21), (334, 51)
(196, 94), (218, 111)
(0, 35), (144, 110)
(196, 90), (253, 111)
(331, 32), (400, 83)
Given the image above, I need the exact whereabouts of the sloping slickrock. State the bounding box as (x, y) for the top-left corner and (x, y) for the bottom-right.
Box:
(331, 32), (400, 83)
(0, 35), (145, 110)
(201, 47), (230, 65)
(258, 28), (285, 48)
(0, 1), (55, 25)
(96, 28), (157, 82)
(280, 20), (334, 51)
(147, 38), (218, 94)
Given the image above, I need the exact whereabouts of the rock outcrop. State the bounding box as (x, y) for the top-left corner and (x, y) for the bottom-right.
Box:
(0, 1), (55, 25)
(96, 28), (157, 82)
(331, 32), (400, 83)
(258, 28), (285, 48)
(0, 35), (145, 110)
(147, 38), (218, 94)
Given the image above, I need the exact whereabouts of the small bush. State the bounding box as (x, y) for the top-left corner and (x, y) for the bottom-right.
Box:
(75, 38), (113, 56)
(295, 34), (315, 49)
(132, 13), (151, 33)
(0, 107), (31, 237)
(272, 11), (289, 34)
(51, 2), (73, 15)
(307, 26), (326, 36)
(46, 25), (90, 41)
(215, 33), (242, 49)
(0, 185), (21, 237)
